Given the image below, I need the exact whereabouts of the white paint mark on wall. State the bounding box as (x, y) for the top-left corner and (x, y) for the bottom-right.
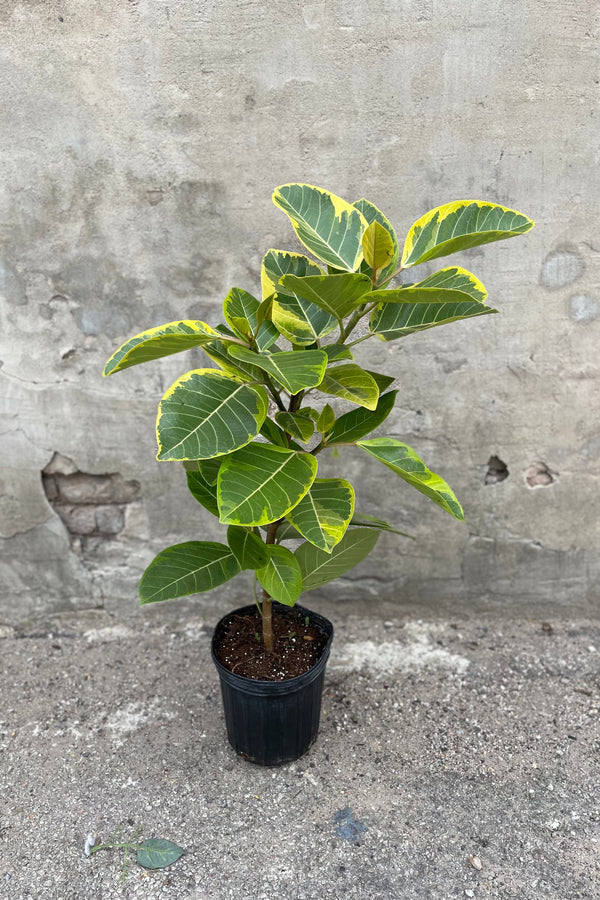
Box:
(570, 294), (599, 324)
(540, 249), (583, 290)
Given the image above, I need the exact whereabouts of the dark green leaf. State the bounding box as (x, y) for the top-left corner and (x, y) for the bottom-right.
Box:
(139, 542), (241, 604)
(227, 525), (268, 570)
(295, 527), (379, 591)
(326, 391), (397, 445)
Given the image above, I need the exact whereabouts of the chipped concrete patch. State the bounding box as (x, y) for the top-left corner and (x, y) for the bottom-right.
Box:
(330, 622), (470, 675)
(103, 700), (172, 747)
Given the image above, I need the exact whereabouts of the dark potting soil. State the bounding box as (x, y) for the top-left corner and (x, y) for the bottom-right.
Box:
(214, 609), (329, 681)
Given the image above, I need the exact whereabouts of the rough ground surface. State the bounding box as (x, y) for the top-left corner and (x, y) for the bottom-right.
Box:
(1, 604), (599, 899)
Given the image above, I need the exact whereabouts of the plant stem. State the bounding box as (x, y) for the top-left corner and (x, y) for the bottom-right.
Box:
(261, 519), (282, 652)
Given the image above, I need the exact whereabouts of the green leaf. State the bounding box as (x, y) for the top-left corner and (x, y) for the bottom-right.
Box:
(260, 418), (301, 450)
(103, 320), (221, 376)
(357, 437), (464, 520)
(323, 343), (354, 362)
(256, 545), (303, 606)
(364, 370), (395, 393)
(272, 294), (339, 346)
(368, 266), (487, 306)
(184, 457), (221, 484)
(318, 364), (379, 410)
(316, 404), (335, 434)
(273, 183), (368, 271)
(202, 338), (265, 382)
(295, 527), (379, 591)
(137, 839), (185, 870)
(401, 200), (535, 268)
(156, 369), (269, 461)
(227, 525), (268, 570)
(261, 248), (325, 299)
(369, 299), (497, 342)
(326, 390), (397, 445)
(275, 412), (315, 443)
(287, 478), (355, 552)
(350, 513), (415, 539)
(362, 220), (395, 273)
(139, 541), (240, 604)
(222, 287), (279, 350)
(217, 443), (318, 526)
(272, 520), (303, 541)
(279, 273), (372, 321)
(185, 464), (220, 517)
(353, 198), (399, 283)
(227, 346), (327, 393)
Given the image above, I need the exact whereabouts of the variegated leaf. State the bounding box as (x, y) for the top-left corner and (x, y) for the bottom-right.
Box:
(217, 443), (318, 526)
(278, 273), (372, 321)
(156, 369), (268, 461)
(223, 287), (279, 350)
(368, 266), (487, 305)
(369, 299), (497, 341)
(227, 525), (269, 570)
(273, 183), (368, 271)
(402, 200), (535, 268)
(357, 437), (464, 520)
(326, 390), (397, 445)
(227, 345), (327, 393)
(275, 412), (315, 443)
(362, 220), (395, 273)
(287, 478), (355, 552)
(353, 198), (399, 283)
(103, 320), (221, 376)
(318, 364), (379, 410)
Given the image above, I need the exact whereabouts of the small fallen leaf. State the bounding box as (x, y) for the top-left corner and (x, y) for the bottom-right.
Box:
(137, 839), (185, 870)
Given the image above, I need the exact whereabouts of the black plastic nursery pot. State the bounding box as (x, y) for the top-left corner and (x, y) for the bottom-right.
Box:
(211, 603), (334, 766)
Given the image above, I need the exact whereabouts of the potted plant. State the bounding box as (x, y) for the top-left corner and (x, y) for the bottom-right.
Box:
(103, 183), (533, 765)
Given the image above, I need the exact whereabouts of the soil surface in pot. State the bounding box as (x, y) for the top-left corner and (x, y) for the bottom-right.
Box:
(214, 609), (329, 680)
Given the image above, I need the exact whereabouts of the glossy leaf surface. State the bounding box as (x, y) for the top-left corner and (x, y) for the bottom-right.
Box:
(273, 183), (368, 271)
(104, 320), (221, 376)
(227, 345), (327, 393)
(279, 273), (372, 321)
(287, 478), (355, 552)
(227, 525), (269, 570)
(295, 527), (379, 591)
(370, 299), (497, 341)
(318, 364), (379, 410)
(256, 545), (303, 606)
(156, 369), (268, 461)
(402, 200), (535, 268)
(275, 412), (315, 443)
(139, 541), (240, 604)
(326, 390), (397, 445)
(217, 443), (318, 526)
(353, 198), (399, 283)
(357, 437), (464, 520)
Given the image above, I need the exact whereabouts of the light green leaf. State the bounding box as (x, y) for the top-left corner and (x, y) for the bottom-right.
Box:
(227, 525), (268, 570)
(222, 287), (279, 350)
(369, 299), (497, 342)
(364, 370), (396, 393)
(362, 220), (395, 273)
(137, 840), (185, 870)
(139, 541), (241, 604)
(323, 344), (354, 362)
(227, 346), (327, 393)
(357, 437), (464, 520)
(279, 273), (372, 321)
(275, 411), (315, 443)
(273, 183), (368, 271)
(326, 390), (397, 445)
(256, 545), (303, 606)
(295, 527), (379, 591)
(202, 338), (265, 382)
(287, 478), (355, 552)
(185, 464), (220, 517)
(261, 248), (325, 299)
(156, 369), (269, 461)
(402, 200), (535, 268)
(217, 443), (318, 526)
(318, 364), (379, 410)
(350, 514), (415, 539)
(103, 320), (221, 376)
(353, 198), (399, 283)
(368, 266), (487, 305)
(316, 404), (335, 434)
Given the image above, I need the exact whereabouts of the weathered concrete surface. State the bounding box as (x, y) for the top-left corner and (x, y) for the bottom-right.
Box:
(1, 606), (599, 898)
(1, 0), (599, 618)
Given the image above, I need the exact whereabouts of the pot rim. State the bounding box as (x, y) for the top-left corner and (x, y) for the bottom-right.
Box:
(211, 602), (334, 692)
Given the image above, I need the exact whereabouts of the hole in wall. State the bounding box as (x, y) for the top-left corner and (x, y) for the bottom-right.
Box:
(485, 455), (509, 485)
(525, 461), (557, 488)
(42, 452), (141, 542)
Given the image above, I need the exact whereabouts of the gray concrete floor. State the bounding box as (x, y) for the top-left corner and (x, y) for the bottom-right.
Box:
(1, 603), (599, 899)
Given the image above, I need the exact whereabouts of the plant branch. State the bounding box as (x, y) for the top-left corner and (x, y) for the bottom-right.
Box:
(261, 518), (283, 651)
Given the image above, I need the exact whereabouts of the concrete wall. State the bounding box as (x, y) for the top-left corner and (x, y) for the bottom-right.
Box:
(1, 0), (598, 623)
